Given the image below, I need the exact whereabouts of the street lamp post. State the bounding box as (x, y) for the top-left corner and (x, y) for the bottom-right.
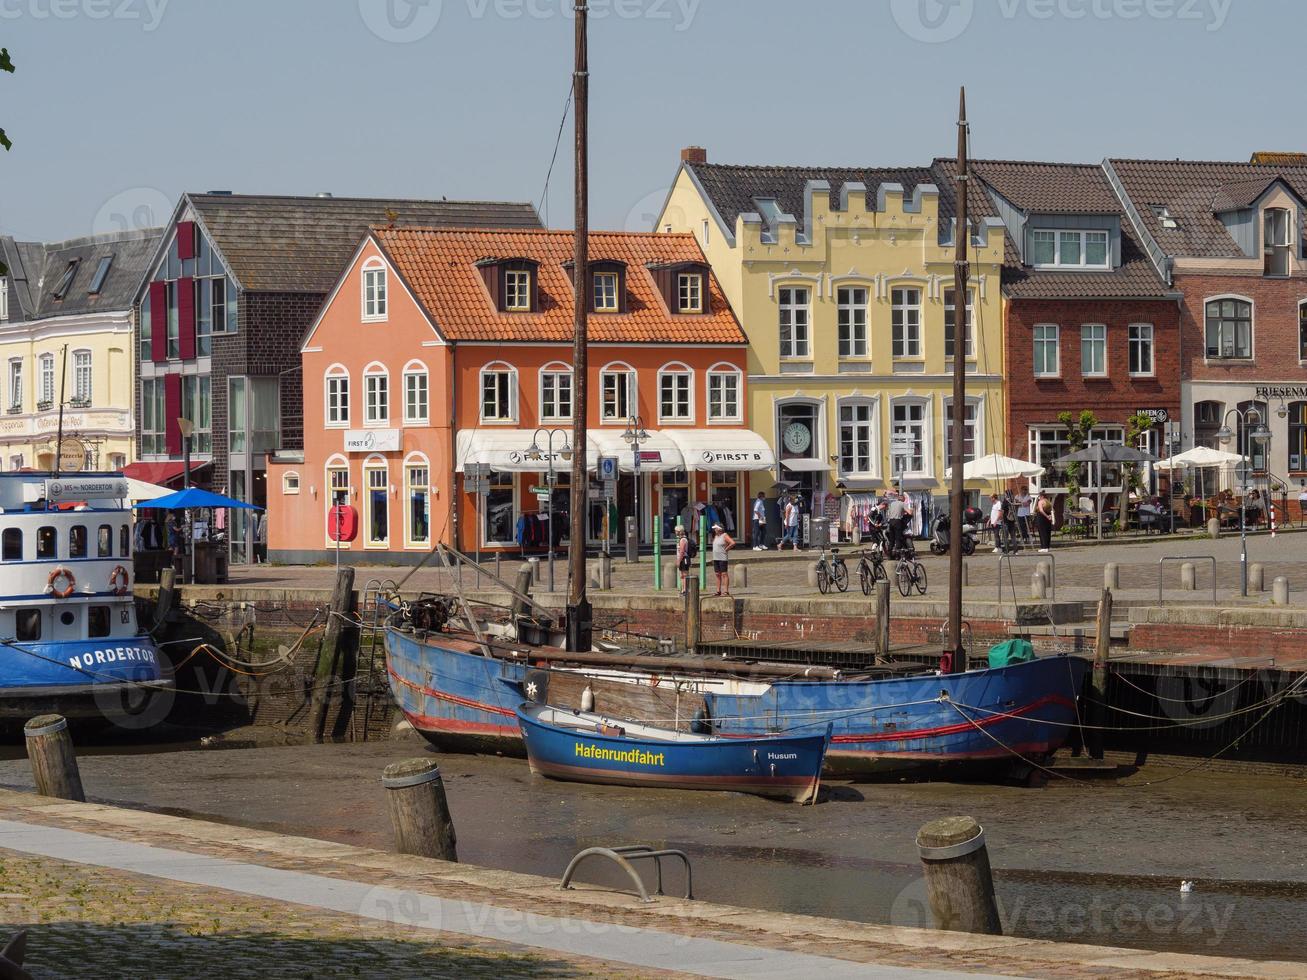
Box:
(177, 416), (195, 584)
(622, 415), (649, 561)
(527, 427), (573, 593)
(1216, 406), (1271, 598)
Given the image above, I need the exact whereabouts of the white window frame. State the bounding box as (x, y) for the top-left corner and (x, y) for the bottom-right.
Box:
(404, 452), (432, 548)
(890, 397), (931, 478)
(1204, 294), (1254, 360)
(943, 397), (983, 464)
(72, 349), (92, 404)
(837, 396), (880, 480)
(599, 362), (636, 424)
(324, 454), (352, 547)
(677, 272), (703, 313)
(1031, 228), (1110, 270)
(504, 269), (532, 312)
(282, 471), (300, 495)
(943, 288), (975, 359)
(38, 353), (54, 406)
(1080, 324), (1107, 378)
(1264, 207), (1292, 277)
(0, 279), (7, 322)
(891, 286), (922, 359)
(657, 362), (694, 423)
(402, 360), (429, 426)
(361, 258), (388, 322)
(837, 286), (869, 358)
(539, 361), (574, 423)
(363, 363), (389, 426)
(7, 358), (21, 411)
(1128, 323), (1155, 377)
(705, 363), (742, 424)
(479, 361), (517, 424)
(1033, 324), (1060, 378)
(778, 286), (810, 359)
(593, 271), (619, 313)
(324, 365), (350, 428)
(363, 457), (389, 549)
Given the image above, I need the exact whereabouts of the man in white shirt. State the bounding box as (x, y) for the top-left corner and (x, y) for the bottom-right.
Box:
(989, 493), (1005, 554)
(752, 492), (768, 550)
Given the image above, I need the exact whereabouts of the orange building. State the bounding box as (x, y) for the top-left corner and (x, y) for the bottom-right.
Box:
(268, 228), (770, 564)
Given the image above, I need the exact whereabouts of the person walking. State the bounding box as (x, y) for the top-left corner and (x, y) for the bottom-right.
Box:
(1002, 490), (1021, 553)
(780, 495), (800, 549)
(710, 523), (735, 596)
(751, 491), (768, 550)
(1016, 488), (1033, 546)
(675, 525), (693, 595)
(1033, 490), (1055, 552)
(988, 493), (1004, 554)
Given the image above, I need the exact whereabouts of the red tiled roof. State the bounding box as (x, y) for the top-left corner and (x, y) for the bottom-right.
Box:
(373, 228), (745, 344)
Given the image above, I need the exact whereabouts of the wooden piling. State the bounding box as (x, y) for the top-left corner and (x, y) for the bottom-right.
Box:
(876, 579), (890, 656)
(686, 577), (701, 655)
(154, 566), (177, 630)
(308, 566), (356, 744)
(382, 758), (457, 861)
(1087, 588), (1112, 760)
(916, 815), (1001, 935)
(24, 715), (85, 802)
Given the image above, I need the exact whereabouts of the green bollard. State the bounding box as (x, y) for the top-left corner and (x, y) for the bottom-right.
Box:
(653, 522), (663, 591)
(699, 513), (708, 589)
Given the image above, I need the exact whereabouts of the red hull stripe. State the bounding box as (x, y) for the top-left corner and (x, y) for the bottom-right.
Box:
(388, 667), (516, 718)
(830, 693), (1075, 744)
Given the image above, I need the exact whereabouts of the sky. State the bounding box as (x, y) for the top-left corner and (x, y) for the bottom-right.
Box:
(0, 0), (1299, 243)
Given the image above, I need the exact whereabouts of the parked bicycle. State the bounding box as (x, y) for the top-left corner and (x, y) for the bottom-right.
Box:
(815, 547), (849, 594)
(894, 538), (927, 597)
(856, 546), (889, 595)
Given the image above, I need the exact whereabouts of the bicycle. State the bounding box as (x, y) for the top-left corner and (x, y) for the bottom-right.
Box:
(815, 547), (849, 594)
(894, 539), (927, 597)
(856, 547), (888, 595)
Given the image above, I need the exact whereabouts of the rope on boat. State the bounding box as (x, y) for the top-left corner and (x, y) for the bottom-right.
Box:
(1114, 668), (1264, 704)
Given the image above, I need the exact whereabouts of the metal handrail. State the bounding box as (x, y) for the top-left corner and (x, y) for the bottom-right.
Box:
(996, 552), (1056, 604)
(1157, 555), (1217, 605)
(559, 845), (693, 902)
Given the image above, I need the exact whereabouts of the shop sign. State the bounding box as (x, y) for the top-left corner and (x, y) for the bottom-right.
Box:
(1256, 385), (1307, 400)
(344, 428), (399, 453)
(1135, 408), (1169, 423)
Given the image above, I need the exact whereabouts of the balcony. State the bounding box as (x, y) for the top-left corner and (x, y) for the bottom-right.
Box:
(68, 397), (91, 409)
(6, 405), (21, 415)
(36, 400), (52, 412)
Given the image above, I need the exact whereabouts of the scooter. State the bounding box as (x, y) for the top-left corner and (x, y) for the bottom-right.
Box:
(929, 513), (977, 556)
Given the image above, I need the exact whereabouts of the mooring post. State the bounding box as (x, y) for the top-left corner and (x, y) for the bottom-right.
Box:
(686, 576), (701, 655)
(1103, 562), (1119, 591)
(1087, 587), (1112, 760)
(510, 564), (534, 618)
(154, 566), (177, 630)
(382, 758), (457, 861)
(916, 816), (1001, 935)
(876, 579), (890, 656)
(1273, 576), (1290, 606)
(1030, 571), (1047, 599)
(1180, 561), (1196, 591)
(731, 563), (748, 590)
(24, 715), (85, 802)
(1249, 562), (1265, 593)
(309, 566), (356, 744)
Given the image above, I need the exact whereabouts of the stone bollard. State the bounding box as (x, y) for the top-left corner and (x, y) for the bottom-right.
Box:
(664, 558), (679, 591)
(599, 553), (612, 591)
(730, 564), (748, 589)
(960, 560), (969, 587)
(1249, 563), (1265, 593)
(1030, 571), (1047, 599)
(1273, 576), (1290, 606)
(1104, 562), (1120, 591)
(1180, 562), (1196, 591)
(916, 816), (1002, 935)
(1207, 517), (1221, 539)
(382, 759), (458, 861)
(24, 715), (85, 802)
(528, 556), (542, 586)
(807, 561), (820, 588)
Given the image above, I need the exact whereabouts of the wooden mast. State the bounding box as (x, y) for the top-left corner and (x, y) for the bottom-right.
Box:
(948, 87), (969, 667)
(566, 1), (592, 651)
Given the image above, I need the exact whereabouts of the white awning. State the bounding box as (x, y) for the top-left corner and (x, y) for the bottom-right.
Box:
(455, 430), (597, 473)
(781, 457), (831, 473)
(588, 429), (685, 472)
(666, 429), (777, 472)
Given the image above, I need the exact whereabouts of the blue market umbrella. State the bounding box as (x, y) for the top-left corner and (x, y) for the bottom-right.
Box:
(132, 487), (261, 510)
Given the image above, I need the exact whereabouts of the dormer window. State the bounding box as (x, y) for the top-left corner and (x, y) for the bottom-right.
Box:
(677, 273), (703, 313)
(1029, 229), (1109, 270)
(478, 258), (539, 313)
(505, 269), (532, 311)
(593, 271), (619, 312)
(1264, 207), (1291, 277)
(646, 261), (710, 316)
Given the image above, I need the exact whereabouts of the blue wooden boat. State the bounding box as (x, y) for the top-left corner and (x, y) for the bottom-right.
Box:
(517, 702), (830, 802)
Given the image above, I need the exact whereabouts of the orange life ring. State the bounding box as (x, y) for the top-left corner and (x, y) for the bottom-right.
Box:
(109, 565), (130, 596)
(48, 566), (76, 599)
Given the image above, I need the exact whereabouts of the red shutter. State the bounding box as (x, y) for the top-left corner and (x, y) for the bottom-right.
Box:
(177, 277), (196, 360)
(149, 281), (168, 363)
(164, 373), (182, 455)
(176, 221), (195, 261)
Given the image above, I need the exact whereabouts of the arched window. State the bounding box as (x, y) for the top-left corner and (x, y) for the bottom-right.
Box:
(402, 360), (429, 425)
(404, 452), (431, 547)
(479, 361), (517, 423)
(657, 362), (694, 423)
(599, 361), (636, 423)
(1289, 402), (1307, 473)
(363, 362), (389, 426)
(119, 524), (129, 558)
(539, 361), (573, 423)
(283, 471), (301, 495)
(97, 524), (113, 558)
(361, 257), (388, 321)
(363, 455), (389, 548)
(324, 364), (350, 427)
(38, 353), (54, 407)
(324, 454), (351, 547)
(72, 349), (92, 404)
(1298, 300), (1307, 361)
(1204, 296), (1253, 359)
(1, 528), (21, 561)
(69, 525), (88, 559)
(705, 363), (742, 423)
(1194, 400), (1224, 449)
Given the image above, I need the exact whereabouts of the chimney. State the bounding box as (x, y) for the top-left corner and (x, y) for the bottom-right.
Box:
(681, 146), (707, 165)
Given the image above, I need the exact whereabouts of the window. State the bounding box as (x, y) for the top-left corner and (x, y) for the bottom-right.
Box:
(1205, 297), (1252, 359)
(1289, 402), (1307, 472)
(1128, 324), (1154, 376)
(182, 375), (212, 454)
(593, 272), (619, 312)
(891, 401), (927, 476)
(1194, 400), (1224, 449)
(505, 269), (532, 311)
(69, 525), (87, 558)
(72, 351), (92, 404)
(38, 354), (54, 407)
(677, 273), (703, 313)
(404, 366), (429, 424)
(283, 472), (300, 495)
(1033, 324), (1060, 377)
(52, 260), (78, 299)
(600, 366), (634, 421)
(1030, 229), (1109, 269)
(406, 462), (430, 545)
(364, 368), (389, 425)
(540, 366), (573, 422)
(1029, 427), (1071, 485)
(1237, 400), (1270, 473)
(88, 606), (111, 639)
(88, 255), (113, 295)
(706, 366), (740, 422)
(837, 286), (868, 358)
(166, 280), (180, 358)
(778, 287), (810, 358)
(362, 261), (388, 320)
(1301, 302), (1307, 361)
(6, 359), (20, 411)
(140, 378), (166, 455)
(1, 528), (20, 561)
(119, 524), (129, 558)
(944, 400), (979, 463)
(325, 368), (349, 427)
(1265, 208), (1291, 277)
(480, 365), (515, 422)
(1080, 324), (1107, 377)
(943, 289), (974, 358)
(838, 401), (876, 476)
(97, 524), (112, 558)
(484, 470), (516, 546)
(210, 275), (231, 335)
(0, 279), (7, 321)
(659, 365), (692, 421)
(15, 608), (40, 642)
(891, 287), (922, 358)
(327, 464), (350, 506)
(365, 465), (388, 547)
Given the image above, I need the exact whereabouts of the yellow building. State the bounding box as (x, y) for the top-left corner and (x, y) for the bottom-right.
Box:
(0, 229), (161, 471)
(656, 149), (1008, 523)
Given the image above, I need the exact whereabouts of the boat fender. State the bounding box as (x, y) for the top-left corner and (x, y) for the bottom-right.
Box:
(580, 685), (594, 712)
(47, 566), (76, 599)
(108, 565), (130, 596)
(691, 703), (713, 735)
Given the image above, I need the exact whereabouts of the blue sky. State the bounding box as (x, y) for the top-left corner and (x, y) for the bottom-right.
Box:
(0, 0), (1298, 242)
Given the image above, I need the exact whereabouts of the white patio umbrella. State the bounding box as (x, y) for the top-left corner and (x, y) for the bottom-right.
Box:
(1155, 445), (1247, 504)
(944, 452), (1045, 481)
(125, 477), (173, 501)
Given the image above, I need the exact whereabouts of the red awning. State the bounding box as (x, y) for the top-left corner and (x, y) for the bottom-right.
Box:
(122, 460), (211, 487)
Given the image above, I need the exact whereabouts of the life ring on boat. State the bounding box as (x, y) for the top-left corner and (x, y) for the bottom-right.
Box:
(109, 565), (130, 596)
(47, 566), (76, 599)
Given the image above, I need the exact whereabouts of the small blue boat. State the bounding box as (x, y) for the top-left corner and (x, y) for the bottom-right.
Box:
(516, 702), (830, 803)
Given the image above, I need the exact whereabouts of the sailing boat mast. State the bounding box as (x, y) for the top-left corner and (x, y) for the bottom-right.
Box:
(566, 1), (592, 652)
(947, 87), (969, 666)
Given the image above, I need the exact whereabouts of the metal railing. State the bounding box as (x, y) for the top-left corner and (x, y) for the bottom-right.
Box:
(559, 845), (694, 902)
(1157, 555), (1217, 605)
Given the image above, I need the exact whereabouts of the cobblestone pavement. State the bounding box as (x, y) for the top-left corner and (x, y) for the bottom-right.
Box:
(0, 850), (670, 979)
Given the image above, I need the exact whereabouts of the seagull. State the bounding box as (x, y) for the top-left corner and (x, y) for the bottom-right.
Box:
(1180, 880), (1195, 893)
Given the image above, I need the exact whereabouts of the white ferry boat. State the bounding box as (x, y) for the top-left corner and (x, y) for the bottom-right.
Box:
(0, 472), (168, 721)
